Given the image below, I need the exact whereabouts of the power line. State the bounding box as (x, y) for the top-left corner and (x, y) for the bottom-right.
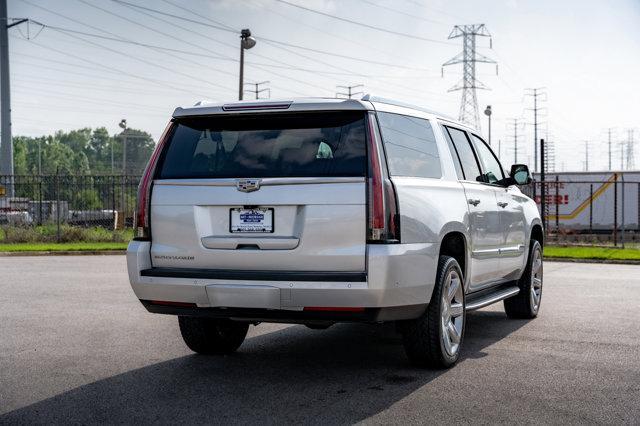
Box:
(273, 0), (456, 45)
(358, 0), (448, 26)
(111, 0), (236, 34)
(24, 38), (207, 98)
(252, 0), (434, 70)
(112, 0), (436, 72)
(11, 48), (217, 94)
(53, 29), (235, 95)
(109, 0), (437, 98)
(102, 0), (325, 95)
(17, 1), (240, 94)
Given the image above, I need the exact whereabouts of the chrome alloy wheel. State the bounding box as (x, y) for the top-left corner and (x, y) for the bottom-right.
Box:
(530, 246), (543, 313)
(440, 269), (464, 357)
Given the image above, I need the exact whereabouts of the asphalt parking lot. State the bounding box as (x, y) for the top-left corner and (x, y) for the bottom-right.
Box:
(1, 256), (639, 424)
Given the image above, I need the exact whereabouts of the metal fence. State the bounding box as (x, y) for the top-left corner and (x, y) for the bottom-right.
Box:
(526, 173), (640, 247)
(1, 173), (636, 247)
(0, 175), (141, 234)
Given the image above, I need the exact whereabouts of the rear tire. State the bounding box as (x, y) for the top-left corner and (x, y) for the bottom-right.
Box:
(504, 240), (543, 319)
(400, 256), (466, 368)
(178, 316), (248, 355)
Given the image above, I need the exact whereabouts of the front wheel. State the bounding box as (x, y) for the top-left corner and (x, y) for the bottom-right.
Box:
(400, 256), (466, 368)
(504, 240), (543, 319)
(178, 316), (249, 355)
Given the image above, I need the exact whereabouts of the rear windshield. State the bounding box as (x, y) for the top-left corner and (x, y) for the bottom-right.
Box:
(157, 112), (367, 179)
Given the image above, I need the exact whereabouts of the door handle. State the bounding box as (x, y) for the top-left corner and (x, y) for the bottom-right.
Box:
(497, 202), (508, 208)
(468, 199), (481, 206)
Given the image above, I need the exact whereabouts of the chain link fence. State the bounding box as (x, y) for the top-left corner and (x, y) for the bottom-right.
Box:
(0, 175), (140, 243)
(526, 173), (640, 247)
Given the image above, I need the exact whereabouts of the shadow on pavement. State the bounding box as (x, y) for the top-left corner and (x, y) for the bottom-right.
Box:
(2, 311), (528, 424)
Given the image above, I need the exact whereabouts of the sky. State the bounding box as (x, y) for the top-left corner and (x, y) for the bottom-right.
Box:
(7, 0), (640, 172)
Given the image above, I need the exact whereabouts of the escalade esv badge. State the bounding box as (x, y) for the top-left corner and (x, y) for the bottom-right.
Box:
(236, 178), (261, 193)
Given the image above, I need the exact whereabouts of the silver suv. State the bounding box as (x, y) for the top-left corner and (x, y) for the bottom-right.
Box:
(127, 96), (543, 368)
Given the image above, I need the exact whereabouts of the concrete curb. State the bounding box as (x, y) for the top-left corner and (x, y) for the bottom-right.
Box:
(545, 257), (640, 265)
(0, 250), (126, 257)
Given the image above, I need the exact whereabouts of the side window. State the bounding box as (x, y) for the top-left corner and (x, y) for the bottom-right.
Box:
(470, 134), (505, 184)
(445, 127), (482, 182)
(376, 112), (442, 178)
(442, 126), (464, 180)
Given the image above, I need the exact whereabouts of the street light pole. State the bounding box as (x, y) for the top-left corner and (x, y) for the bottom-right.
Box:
(119, 119), (127, 175)
(118, 119), (127, 222)
(484, 105), (492, 146)
(238, 29), (256, 100)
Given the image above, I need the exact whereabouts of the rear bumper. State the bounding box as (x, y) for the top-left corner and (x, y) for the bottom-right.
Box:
(140, 300), (426, 323)
(127, 240), (438, 322)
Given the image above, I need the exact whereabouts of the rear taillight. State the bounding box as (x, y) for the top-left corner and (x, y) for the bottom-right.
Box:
(366, 113), (400, 243)
(134, 121), (176, 241)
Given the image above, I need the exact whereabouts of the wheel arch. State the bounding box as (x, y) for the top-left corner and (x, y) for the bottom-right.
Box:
(530, 222), (544, 247)
(438, 230), (468, 291)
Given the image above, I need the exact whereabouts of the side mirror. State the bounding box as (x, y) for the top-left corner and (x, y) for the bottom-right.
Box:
(509, 164), (532, 185)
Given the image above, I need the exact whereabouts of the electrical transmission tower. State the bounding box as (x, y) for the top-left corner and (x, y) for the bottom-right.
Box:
(524, 88), (547, 173)
(583, 141), (590, 171)
(627, 129), (635, 170)
(442, 24), (497, 131)
(506, 118), (522, 164)
(544, 132), (556, 172)
(336, 84), (364, 99)
(244, 81), (270, 99)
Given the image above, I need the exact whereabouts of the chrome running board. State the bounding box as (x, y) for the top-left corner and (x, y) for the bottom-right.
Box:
(465, 286), (520, 311)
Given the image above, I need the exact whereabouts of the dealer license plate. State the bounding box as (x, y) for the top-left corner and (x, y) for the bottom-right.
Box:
(230, 208), (274, 233)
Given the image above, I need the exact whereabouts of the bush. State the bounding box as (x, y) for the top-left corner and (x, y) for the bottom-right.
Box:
(0, 225), (133, 243)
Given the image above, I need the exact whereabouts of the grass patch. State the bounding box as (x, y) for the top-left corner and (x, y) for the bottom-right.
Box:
(0, 242), (128, 252)
(545, 245), (640, 261)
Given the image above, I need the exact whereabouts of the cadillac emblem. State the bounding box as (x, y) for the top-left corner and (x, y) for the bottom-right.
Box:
(236, 178), (261, 193)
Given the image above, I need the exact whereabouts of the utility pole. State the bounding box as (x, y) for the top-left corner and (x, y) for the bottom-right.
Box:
(507, 118), (521, 164)
(524, 87), (547, 173)
(336, 84), (364, 99)
(1, 3), (28, 195)
(244, 81), (270, 99)
(442, 24), (497, 131)
(607, 128), (613, 170)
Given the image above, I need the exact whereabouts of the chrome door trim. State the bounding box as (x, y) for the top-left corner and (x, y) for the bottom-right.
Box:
(500, 245), (525, 256)
(155, 177), (365, 186)
(471, 248), (501, 258)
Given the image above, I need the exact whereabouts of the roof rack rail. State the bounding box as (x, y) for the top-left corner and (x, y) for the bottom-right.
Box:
(361, 94), (457, 122)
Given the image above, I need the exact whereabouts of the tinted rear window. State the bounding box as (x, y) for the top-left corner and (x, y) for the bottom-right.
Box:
(376, 112), (441, 178)
(157, 112), (367, 179)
